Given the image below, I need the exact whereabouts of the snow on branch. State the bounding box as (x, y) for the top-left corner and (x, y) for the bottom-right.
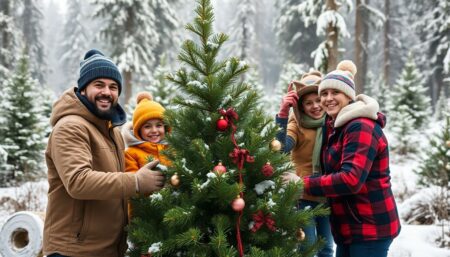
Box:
(316, 10), (350, 38)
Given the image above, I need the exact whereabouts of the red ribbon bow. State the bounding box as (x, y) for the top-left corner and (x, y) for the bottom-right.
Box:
(251, 210), (276, 233)
(219, 107), (239, 122)
(229, 147), (255, 170)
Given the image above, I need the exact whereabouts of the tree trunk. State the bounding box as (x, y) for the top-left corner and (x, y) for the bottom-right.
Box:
(123, 70), (132, 105)
(325, 0), (338, 72)
(355, 0), (369, 94)
(0, 0), (11, 70)
(383, 0), (390, 85)
(123, 7), (134, 105)
(241, 15), (248, 61)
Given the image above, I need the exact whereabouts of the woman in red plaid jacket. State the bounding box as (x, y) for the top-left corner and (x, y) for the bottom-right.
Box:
(283, 60), (401, 257)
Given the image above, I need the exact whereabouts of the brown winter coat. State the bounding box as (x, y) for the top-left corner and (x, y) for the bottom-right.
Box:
(287, 105), (326, 203)
(43, 88), (137, 257)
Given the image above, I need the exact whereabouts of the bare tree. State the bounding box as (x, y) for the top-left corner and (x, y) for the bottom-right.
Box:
(354, 0), (370, 94)
(383, 0), (390, 85)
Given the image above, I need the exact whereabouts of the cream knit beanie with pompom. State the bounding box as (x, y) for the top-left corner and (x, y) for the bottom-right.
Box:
(318, 60), (357, 100)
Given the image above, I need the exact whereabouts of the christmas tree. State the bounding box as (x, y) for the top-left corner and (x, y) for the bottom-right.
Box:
(127, 1), (327, 256)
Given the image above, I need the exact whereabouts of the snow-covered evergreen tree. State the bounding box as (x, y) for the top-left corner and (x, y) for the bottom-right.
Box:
(313, 0), (352, 72)
(0, 53), (47, 185)
(365, 71), (389, 114)
(434, 87), (449, 122)
(415, 113), (449, 246)
(390, 53), (431, 130)
(225, 0), (267, 109)
(0, 0), (19, 77)
(0, 144), (7, 185)
(143, 57), (177, 108)
(92, 0), (180, 104)
(227, 0), (257, 64)
(276, 0), (352, 72)
(411, 0), (449, 104)
(151, 0), (181, 65)
(389, 109), (418, 156)
(20, 0), (46, 84)
(60, 0), (89, 86)
(274, 0), (321, 66)
(416, 114), (450, 189)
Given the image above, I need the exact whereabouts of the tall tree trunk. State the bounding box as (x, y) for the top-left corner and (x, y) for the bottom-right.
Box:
(123, 7), (134, 104)
(241, 15), (248, 61)
(22, 0), (32, 55)
(325, 0), (338, 72)
(123, 70), (132, 105)
(355, 0), (369, 94)
(383, 0), (390, 85)
(0, 0), (11, 70)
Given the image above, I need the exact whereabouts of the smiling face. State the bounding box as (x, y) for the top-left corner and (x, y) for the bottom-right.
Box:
(80, 78), (119, 117)
(319, 88), (352, 119)
(301, 92), (324, 120)
(139, 119), (166, 143)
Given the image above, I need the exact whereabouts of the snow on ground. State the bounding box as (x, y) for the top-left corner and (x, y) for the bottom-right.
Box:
(0, 180), (48, 229)
(389, 224), (450, 257)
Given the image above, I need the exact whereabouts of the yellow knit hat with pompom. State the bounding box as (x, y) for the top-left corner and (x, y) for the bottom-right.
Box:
(132, 92), (167, 140)
(318, 60), (357, 100)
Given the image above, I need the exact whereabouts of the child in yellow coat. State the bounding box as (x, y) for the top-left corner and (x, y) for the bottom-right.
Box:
(123, 92), (171, 218)
(123, 92), (171, 172)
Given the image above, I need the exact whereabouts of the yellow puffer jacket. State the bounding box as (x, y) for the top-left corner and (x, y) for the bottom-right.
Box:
(122, 122), (171, 171)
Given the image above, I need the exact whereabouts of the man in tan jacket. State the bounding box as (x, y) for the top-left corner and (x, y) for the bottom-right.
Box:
(44, 49), (165, 257)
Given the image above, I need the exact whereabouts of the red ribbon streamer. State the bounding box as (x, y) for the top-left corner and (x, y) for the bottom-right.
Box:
(220, 107), (254, 257)
(229, 147), (255, 170)
(251, 210), (276, 233)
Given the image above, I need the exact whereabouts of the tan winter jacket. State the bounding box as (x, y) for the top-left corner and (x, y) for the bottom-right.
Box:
(287, 105), (326, 203)
(43, 88), (136, 257)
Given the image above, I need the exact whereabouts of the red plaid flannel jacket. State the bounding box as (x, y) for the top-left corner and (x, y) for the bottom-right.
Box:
(303, 113), (401, 244)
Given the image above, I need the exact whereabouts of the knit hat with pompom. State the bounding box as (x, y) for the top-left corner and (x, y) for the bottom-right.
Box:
(294, 70), (323, 99)
(318, 60), (357, 100)
(132, 92), (167, 139)
(77, 49), (123, 94)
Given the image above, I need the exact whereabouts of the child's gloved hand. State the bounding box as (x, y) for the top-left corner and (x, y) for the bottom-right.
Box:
(281, 172), (301, 184)
(135, 160), (165, 195)
(278, 82), (299, 118)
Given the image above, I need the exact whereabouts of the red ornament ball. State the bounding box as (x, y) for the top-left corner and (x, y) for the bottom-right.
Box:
(261, 162), (274, 177)
(231, 196), (245, 212)
(216, 116), (229, 131)
(213, 162), (227, 175)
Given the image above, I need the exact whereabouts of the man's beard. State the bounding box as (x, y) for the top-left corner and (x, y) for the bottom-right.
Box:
(92, 95), (118, 120)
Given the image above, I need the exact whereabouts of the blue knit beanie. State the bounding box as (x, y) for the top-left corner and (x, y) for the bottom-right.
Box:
(77, 49), (123, 94)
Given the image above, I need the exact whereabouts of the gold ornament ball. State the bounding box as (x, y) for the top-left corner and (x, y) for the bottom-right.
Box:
(446, 140), (450, 148)
(296, 228), (305, 241)
(170, 173), (180, 187)
(270, 139), (282, 151)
